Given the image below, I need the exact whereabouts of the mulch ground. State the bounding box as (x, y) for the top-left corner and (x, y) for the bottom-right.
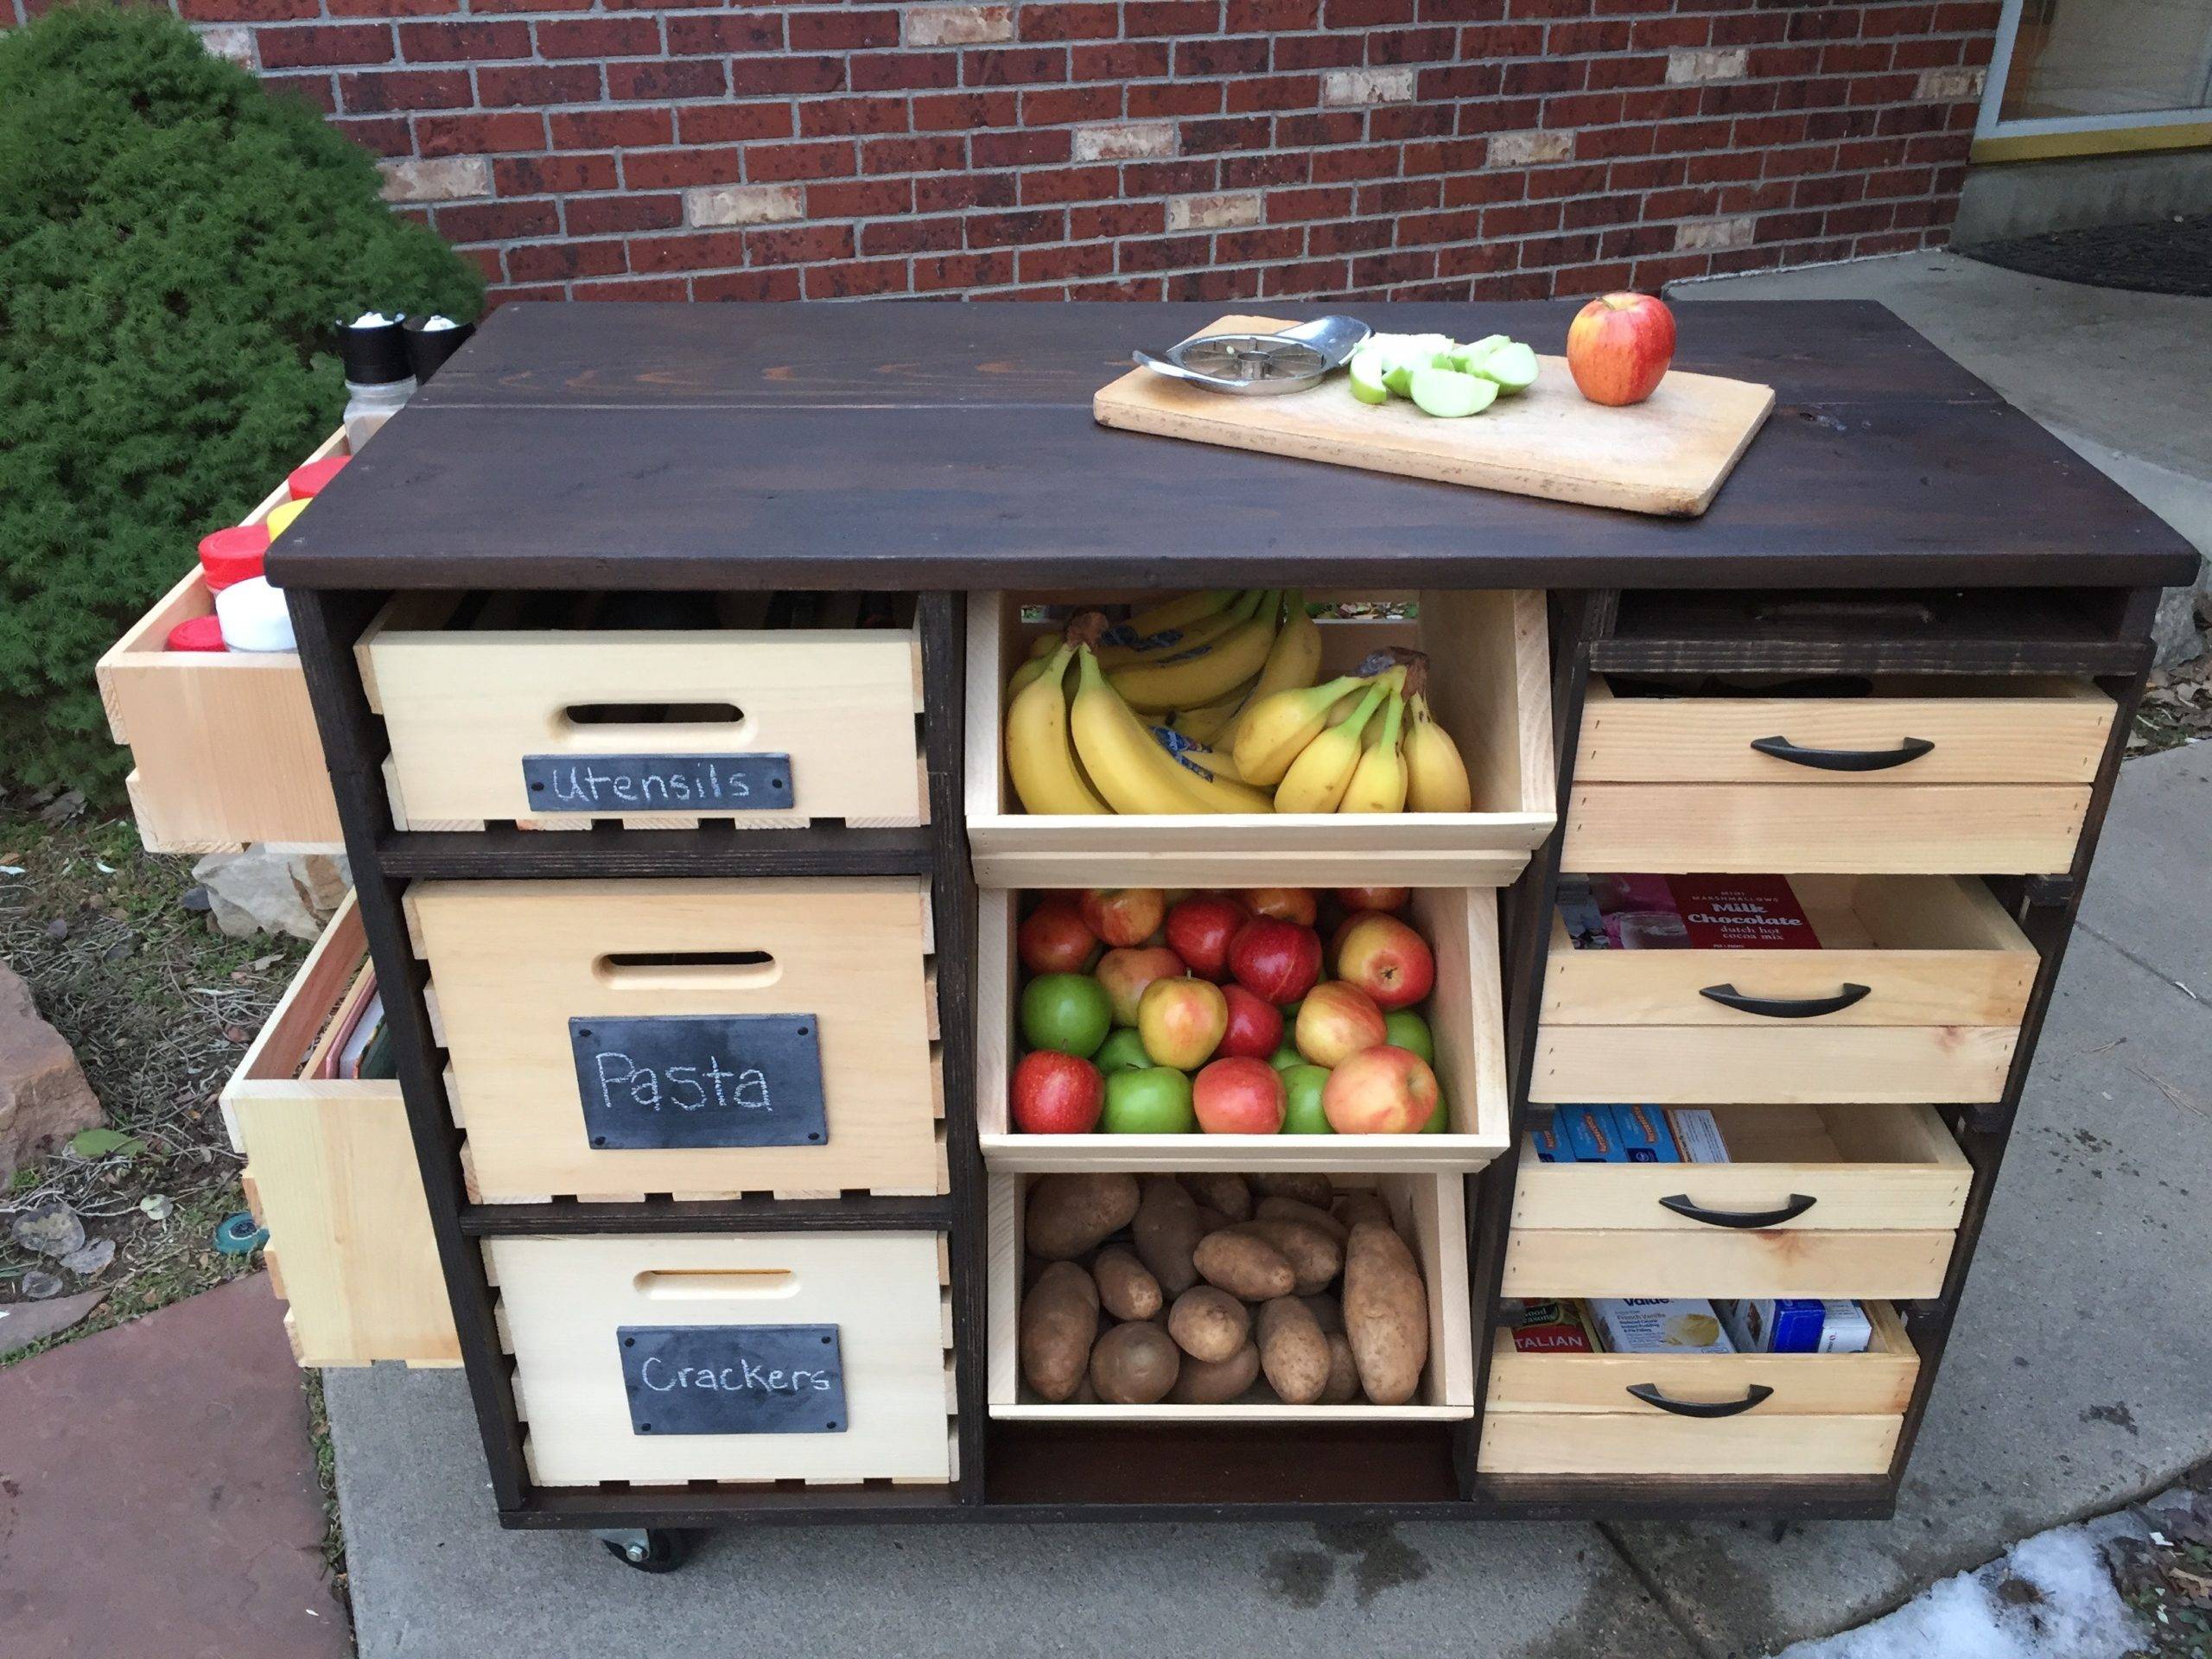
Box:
(1961, 216), (2212, 300)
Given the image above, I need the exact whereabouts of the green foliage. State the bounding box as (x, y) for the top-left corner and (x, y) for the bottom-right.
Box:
(0, 4), (481, 799)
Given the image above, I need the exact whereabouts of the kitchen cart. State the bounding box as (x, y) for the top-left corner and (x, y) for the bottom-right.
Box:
(125, 301), (2196, 1562)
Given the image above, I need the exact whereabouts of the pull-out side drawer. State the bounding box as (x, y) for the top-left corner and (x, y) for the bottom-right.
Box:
(1535, 875), (2037, 1105)
(488, 1232), (955, 1487)
(220, 893), (456, 1368)
(410, 878), (946, 1204)
(361, 593), (925, 832)
(1503, 1103), (1970, 1300)
(1478, 1302), (1917, 1476)
(1564, 675), (2113, 875)
(96, 430), (348, 854)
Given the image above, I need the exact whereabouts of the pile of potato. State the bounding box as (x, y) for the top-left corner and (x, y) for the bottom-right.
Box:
(1017, 1171), (1431, 1408)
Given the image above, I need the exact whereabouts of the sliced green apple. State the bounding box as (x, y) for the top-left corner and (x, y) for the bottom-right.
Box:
(1475, 340), (1540, 392)
(1408, 365), (1498, 418)
(1382, 361), (1419, 397)
(1346, 351), (1391, 404)
(1446, 334), (1508, 373)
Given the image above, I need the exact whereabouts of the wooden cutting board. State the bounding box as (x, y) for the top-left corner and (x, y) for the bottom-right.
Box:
(1093, 313), (1777, 518)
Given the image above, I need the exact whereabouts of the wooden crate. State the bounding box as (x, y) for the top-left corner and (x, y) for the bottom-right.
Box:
(987, 1170), (1472, 1421)
(1478, 1302), (1916, 1476)
(220, 892), (458, 1369)
(1563, 674), (2113, 875)
(1534, 875), (2036, 1105)
(409, 877), (946, 1204)
(964, 590), (1555, 887)
(359, 593), (925, 831)
(487, 1231), (955, 1487)
(976, 887), (1510, 1173)
(1502, 1103), (1969, 1300)
(96, 429), (347, 854)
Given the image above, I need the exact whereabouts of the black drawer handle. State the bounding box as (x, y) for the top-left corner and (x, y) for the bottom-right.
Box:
(1700, 982), (1871, 1019)
(1627, 1382), (1775, 1419)
(1750, 734), (1935, 772)
(1658, 1192), (1817, 1229)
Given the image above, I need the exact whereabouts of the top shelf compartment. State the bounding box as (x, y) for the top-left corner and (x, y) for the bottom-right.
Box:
(964, 590), (1555, 889)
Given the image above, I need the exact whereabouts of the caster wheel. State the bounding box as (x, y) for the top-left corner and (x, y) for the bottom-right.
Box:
(602, 1530), (691, 1573)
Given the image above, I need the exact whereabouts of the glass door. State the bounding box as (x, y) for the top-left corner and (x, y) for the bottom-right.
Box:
(1977, 0), (2212, 159)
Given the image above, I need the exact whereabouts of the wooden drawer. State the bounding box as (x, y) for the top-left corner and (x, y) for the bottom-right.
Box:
(96, 430), (347, 854)
(1533, 875), (2036, 1105)
(1478, 1302), (1916, 1476)
(1563, 674), (2113, 875)
(965, 590), (1554, 887)
(976, 886), (1510, 1173)
(410, 878), (945, 1205)
(220, 893), (457, 1369)
(359, 593), (924, 832)
(488, 1232), (955, 1487)
(986, 1171), (1472, 1421)
(1503, 1103), (1969, 1300)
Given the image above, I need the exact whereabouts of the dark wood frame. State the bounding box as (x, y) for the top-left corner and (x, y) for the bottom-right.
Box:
(282, 566), (2160, 1530)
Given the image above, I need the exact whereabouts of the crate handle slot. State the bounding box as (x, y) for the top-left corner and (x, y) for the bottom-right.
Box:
(594, 950), (780, 991)
(563, 701), (746, 728)
(632, 1268), (798, 1301)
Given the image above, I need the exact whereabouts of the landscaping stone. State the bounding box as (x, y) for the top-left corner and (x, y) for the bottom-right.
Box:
(192, 847), (350, 940)
(0, 965), (102, 1183)
(0, 1288), (105, 1357)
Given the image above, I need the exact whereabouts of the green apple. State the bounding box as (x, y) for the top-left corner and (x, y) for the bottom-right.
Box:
(1281, 1064), (1334, 1135)
(1409, 366), (1497, 418)
(1382, 362), (1419, 398)
(1102, 1065), (1197, 1134)
(1382, 1008), (1433, 1064)
(1020, 972), (1111, 1057)
(1269, 1040), (1303, 1072)
(1094, 1027), (1150, 1074)
(1445, 334), (1507, 373)
(1476, 340), (1540, 392)
(1347, 352), (1391, 404)
(1421, 1094), (1448, 1133)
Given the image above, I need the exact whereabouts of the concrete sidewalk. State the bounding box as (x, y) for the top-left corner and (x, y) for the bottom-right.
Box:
(327, 744), (2212, 1658)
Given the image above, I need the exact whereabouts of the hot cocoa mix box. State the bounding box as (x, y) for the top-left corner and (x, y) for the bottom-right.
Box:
(1666, 876), (1818, 950)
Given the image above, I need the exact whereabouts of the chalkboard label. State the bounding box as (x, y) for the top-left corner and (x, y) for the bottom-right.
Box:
(569, 1014), (828, 1150)
(521, 753), (792, 814)
(619, 1325), (848, 1436)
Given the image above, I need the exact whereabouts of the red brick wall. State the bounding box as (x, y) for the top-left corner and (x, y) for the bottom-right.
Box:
(150, 0), (1995, 302)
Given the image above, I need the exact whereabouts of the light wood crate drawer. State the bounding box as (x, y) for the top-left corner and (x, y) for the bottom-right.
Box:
(965, 590), (1555, 888)
(1479, 1304), (1917, 1476)
(1563, 676), (2113, 876)
(410, 878), (945, 1205)
(220, 892), (457, 1369)
(488, 1232), (954, 1487)
(96, 430), (347, 855)
(986, 1171), (1472, 1422)
(1535, 878), (2034, 1104)
(976, 886), (1510, 1173)
(360, 594), (924, 832)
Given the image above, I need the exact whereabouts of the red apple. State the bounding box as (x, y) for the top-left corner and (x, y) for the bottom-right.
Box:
(1080, 887), (1166, 949)
(1296, 981), (1388, 1067)
(1192, 1056), (1286, 1135)
(1334, 887), (1408, 914)
(1137, 976), (1229, 1070)
(1244, 887), (1318, 925)
(1217, 984), (1284, 1060)
(1322, 1045), (1439, 1135)
(1228, 917), (1324, 1004)
(1165, 893), (1247, 982)
(1335, 912), (1436, 1011)
(1566, 291), (1675, 407)
(1095, 944), (1186, 1027)
(1011, 1050), (1103, 1134)
(1018, 896), (1099, 976)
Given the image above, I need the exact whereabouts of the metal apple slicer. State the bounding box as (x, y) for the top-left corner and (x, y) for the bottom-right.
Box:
(1132, 315), (1372, 396)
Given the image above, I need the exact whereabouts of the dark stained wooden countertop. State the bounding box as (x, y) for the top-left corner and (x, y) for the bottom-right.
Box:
(268, 301), (2200, 593)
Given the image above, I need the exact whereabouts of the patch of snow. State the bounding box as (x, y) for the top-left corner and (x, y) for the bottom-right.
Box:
(1773, 1520), (2145, 1659)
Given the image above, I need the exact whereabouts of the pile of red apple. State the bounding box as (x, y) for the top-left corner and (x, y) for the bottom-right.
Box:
(1010, 886), (1447, 1137)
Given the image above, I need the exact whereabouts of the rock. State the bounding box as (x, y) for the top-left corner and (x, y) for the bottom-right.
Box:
(0, 1288), (106, 1358)
(42, 918), (67, 941)
(10, 1199), (86, 1260)
(22, 1270), (65, 1300)
(0, 968), (104, 1185)
(60, 1237), (116, 1277)
(177, 886), (213, 913)
(190, 849), (352, 941)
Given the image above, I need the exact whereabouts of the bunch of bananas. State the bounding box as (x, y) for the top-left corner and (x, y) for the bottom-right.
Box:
(1003, 590), (1477, 817)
